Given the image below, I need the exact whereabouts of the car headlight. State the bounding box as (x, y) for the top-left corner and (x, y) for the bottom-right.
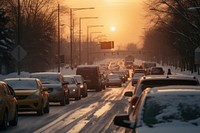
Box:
(28, 91), (40, 99)
(72, 89), (76, 92)
(80, 85), (84, 88)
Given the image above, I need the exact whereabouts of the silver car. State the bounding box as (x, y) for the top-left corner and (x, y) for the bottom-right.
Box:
(106, 74), (122, 87)
(30, 72), (70, 106)
(63, 75), (81, 100)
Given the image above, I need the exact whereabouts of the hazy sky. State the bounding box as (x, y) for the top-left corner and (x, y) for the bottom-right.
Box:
(63, 0), (146, 49)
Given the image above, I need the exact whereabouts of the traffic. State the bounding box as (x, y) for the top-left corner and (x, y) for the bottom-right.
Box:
(0, 56), (200, 132)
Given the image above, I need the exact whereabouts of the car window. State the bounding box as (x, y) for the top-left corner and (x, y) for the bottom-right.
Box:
(5, 80), (38, 90)
(143, 92), (200, 126)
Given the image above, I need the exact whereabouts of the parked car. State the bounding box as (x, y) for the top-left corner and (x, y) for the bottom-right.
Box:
(72, 75), (88, 97)
(0, 81), (18, 130)
(30, 72), (70, 106)
(4, 78), (49, 115)
(149, 66), (165, 75)
(106, 74), (122, 87)
(76, 65), (103, 91)
(114, 86), (200, 133)
(63, 75), (81, 100)
(128, 75), (199, 113)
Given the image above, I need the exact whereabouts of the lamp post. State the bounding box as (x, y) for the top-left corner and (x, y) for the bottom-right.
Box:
(17, 0), (21, 75)
(57, 4), (61, 72)
(79, 17), (98, 65)
(87, 25), (104, 64)
(69, 7), (95, 68)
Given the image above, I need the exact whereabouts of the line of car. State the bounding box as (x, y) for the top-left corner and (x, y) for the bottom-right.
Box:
(0, 62), (129, 130)
(0, 71), (89, 130)
(113, 61), (200, 132)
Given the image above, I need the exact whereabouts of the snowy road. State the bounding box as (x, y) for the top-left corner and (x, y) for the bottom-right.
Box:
(2, 81), (132, 133)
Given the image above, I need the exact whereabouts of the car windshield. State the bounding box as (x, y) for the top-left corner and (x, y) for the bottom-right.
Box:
(64, 77), (75, 84)
(143, 92), (200, 127)
(30, 74), (60, 84)
(5, 80), (38, 90)
(74, 76), (83, 83)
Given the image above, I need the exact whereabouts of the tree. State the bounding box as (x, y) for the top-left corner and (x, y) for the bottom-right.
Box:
(2, 0), (69, 72)
(0, 8), (15, 74)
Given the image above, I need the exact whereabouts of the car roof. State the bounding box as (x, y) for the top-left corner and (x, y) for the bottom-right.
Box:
(140, 74), (198, 81)
(4, 78), (38, 81)
(147, 85), (200, 95)
(77, 65), (98, 68)
(63, 75), (74, 78)
(30, 72), (61, 75)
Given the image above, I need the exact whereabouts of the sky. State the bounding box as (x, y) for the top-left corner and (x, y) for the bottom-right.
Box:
(62, 0), (146, 49)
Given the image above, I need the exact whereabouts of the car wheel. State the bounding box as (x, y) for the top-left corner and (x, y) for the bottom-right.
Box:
(9, 108), (18, 126)
(0, 111), (8, 130)
(60, 94), (66, 106)
(119, 84), (122, 87)
(37, 103), (44, 116)
(65, 93), (70, 104)
(96, 86), (102, 92)
(83, 92), (87, 97)
(44, 100), (50, 113)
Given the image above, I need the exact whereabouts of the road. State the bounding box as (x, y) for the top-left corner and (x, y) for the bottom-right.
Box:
(2, 81), (133, 133)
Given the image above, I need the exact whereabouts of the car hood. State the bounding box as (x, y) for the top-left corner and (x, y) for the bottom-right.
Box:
(14, 90), (38, 95)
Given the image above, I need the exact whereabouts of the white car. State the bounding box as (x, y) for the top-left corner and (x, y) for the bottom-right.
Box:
(114, 85), (200, 133)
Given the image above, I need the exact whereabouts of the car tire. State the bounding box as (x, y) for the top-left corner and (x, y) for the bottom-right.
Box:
(60, 94), (66, 106)
(96, 86), (102, 92)
(37, 103), (44, 116)
(0, 111), (8, 130)
(9, 108), (18, 126)
(65, 93), (70, 104)
(44, 100), (50, 113)
(83, 92), (87, 97)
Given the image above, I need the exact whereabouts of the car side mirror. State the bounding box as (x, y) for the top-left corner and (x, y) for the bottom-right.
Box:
(124, 91), (133, 97)
(113, 115), (133, 128)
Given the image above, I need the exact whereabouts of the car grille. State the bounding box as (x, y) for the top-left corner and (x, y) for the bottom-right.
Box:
(16, 95), (28, 100)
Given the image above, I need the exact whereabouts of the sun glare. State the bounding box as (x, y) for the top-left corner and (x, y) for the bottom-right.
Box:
(110, 26), (116, 32)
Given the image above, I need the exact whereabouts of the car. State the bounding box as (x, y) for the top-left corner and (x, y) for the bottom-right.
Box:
(131, 72), (145, 85)
(63, 75), (81, 100)
(149, 66), (165, 75)
(76, 65), (103, 91)
(0, 81), (18, 130)
(132, 69), (146, 76)
(106, 74), (122, 87)
(128, 75), (199, 113)
(114, 86), (200, 133)
(72, 75), (88, 97)
(4, 78), (49, 115)
(30, 72), (70, 106)
(111, 70), (127, 83)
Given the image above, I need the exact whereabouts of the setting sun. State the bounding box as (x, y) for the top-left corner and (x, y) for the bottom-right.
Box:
(110, 26), (116, 32)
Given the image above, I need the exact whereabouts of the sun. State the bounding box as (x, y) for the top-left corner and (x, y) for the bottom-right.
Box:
(110, 26), (116, 32)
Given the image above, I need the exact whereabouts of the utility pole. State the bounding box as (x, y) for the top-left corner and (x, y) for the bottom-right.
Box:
(17, 0), (21, 76)
(70, 8), (73, 69)
(58, 4), (60, 72)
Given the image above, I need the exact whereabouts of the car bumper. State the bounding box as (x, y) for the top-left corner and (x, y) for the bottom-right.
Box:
(17, 98), (42, 111)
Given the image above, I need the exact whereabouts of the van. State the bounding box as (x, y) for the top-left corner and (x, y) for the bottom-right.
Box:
(76, 65), (102, 91)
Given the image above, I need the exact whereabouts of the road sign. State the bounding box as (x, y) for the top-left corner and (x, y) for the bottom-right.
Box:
(11, 45), (27, 61)
(100, 41), (114, 49)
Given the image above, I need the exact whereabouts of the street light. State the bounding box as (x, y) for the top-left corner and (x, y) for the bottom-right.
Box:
(79, 17), (98, 65)
(69, 7), (95, 68)
(87, 25), (104, 64)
